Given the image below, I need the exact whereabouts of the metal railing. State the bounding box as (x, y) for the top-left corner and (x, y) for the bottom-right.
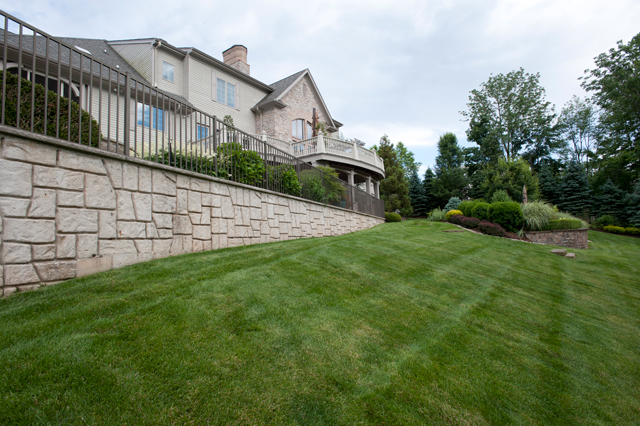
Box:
(0, 10), (384, 218)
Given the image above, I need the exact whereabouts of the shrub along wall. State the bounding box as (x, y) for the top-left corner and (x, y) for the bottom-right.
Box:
(0, 128), (384, 296)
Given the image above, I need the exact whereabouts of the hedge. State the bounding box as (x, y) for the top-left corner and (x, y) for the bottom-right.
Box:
(448, 214), (465, 226)
(546, 219), (584, 231)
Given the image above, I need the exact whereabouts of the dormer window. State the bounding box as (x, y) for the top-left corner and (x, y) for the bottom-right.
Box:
(162, 62), (174, 82)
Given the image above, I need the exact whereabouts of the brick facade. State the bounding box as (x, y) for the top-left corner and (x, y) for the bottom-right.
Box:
(524, 229), (588, 250)
(0, 128), (384, 296)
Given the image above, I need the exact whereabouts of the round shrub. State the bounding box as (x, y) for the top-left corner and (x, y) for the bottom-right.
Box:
(448, 215), (465, 226)
(444, 197), (461, 213)
(385, 212), (402, 222)
(445, 209), (464, 221)
(461, 216), (480, 229)
(471, 202), (491, 221)
(478, 221), (506, 237)
(458, 200), (476, 217)
(488, 202), (524, 233)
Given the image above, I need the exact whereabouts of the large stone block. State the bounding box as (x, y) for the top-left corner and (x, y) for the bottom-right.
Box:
(3, 138), (57, 166)
(4, 264), (40, 285)
(122, 163), (139, 191)
(173, 215), (193, 235)
(193, 225), (212, 241)
(190, 178), (209, 192)
(4, 219), (55, 243)
(0, 197), (30, 217)
(35, 261), (76, 281)
(153, 213), (173, 229)
(33, 165), (84, 190)
(176, 189), (188, 214)
(153, 239), (172, 254)
(132, 193), (152, 222)
(157, 229), (173, 239)
(188, 191), (202, 212)
(117, 221), (146, 239)
(146, 222), (159, 239)
(170, 235), (192, 254)
(2, 243), (32, 264)
(77, 234), (98, 258)
(57, 190), (84, 207)
(33, 244), (56, 261)
(134, 240), (153, 254)
(116, 191), (136, 220)
(76, 256), (112, 277)
(176, 175), (190, 189)
(58, 208), (98, 233)
(99, 240), (137, 255)
(200, 207), (211, 225)
(28, 188), (56, 218)
(221, 197), (234, 219)
(250, 191), (261, 208)
(59, 151), (106, 174)
(103, 160), (123, 189)
(152, 194), (177, 213)
(138, 167), (151, 192)
(152, 170), (177, 196)
(211, 182), (229, 196)
(98, 210), (117, 238)
(56, 234), (77, 259)
(0, 159), (32, 197)
(85, 175), (116, 209)
(202, 193), (214, 207)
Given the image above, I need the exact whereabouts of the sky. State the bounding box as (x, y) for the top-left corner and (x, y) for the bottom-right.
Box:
(4, 0), (640, 176)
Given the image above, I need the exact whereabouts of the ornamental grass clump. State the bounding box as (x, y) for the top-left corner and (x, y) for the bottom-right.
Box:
(428, 208), (447, 222)
(445, 209), (464, 221)
(478, 221), (506, 237)
(521, 201), (555, 231)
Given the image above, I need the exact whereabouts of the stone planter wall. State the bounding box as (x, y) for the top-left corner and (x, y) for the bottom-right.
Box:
(0, 127), (384, 296)
(524, 228), (588, 250)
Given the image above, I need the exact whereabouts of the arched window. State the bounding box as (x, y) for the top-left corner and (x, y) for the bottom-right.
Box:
(292, 119), (304, 139)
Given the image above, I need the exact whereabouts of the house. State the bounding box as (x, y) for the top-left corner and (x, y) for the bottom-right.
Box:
(1, 23), (384, 198)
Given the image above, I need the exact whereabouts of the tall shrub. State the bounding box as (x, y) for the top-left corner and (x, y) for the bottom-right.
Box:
(471, 202), (491, 221)
(488, 202), (524, 232)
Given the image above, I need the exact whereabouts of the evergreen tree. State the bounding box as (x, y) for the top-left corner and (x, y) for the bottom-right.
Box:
(408, 170), (429, 216)
(538, 164), (560, 205)
(558, 161), (592, 217)
(595, 178), (626, 220)
(432, 133), (469, 206)
(377, 135), (413, 216)
(423, 168), (439, 212)
(625, 180), (640, 227)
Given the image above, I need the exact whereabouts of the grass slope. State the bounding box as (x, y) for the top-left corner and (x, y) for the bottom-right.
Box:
(1, 221), (639, 425)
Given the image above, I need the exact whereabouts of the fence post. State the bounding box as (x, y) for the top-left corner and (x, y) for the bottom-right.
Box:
(123, 72), (131, 156)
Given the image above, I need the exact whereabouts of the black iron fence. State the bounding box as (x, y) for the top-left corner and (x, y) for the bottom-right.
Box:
(0, 10), (385, 218)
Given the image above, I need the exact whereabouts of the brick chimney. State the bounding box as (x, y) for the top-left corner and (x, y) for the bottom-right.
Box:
(223, 45), (250, 76)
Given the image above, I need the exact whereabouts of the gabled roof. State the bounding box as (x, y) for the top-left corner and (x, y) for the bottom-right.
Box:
(252, 69), (341, 131)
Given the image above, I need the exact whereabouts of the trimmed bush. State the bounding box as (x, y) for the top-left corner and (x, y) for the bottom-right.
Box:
(457, 200), (476, 217)
(488, 202), (524, 233)
(590, 214), (621, 230)
(448, 215), (465, 226)
(603, 225), (625, 234)
(461, 217), (480, 229)
(428, 208), (447, 222)
(624, 227), (640, 236)
(445, 209), (463, 220)
(385, 212), (402, 222)
(444, 197), (462, 213)
(546, 219), (584, 230)
(470, 202), (491, 221)
(478, 221), (506, 237)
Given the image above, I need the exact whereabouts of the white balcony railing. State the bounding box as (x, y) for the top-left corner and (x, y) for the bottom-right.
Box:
(256, 133), (384, 172)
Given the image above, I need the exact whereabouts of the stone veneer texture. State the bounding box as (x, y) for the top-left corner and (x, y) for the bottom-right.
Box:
(0, 129), (383, 296)
(524, 228), (588, 250)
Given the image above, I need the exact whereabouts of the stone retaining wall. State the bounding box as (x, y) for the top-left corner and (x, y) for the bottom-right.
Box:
(0, 127), (384, 296)
(524, 228), (588, 250)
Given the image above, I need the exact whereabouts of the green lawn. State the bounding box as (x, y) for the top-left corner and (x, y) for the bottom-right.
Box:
(1, 221), (639, 425)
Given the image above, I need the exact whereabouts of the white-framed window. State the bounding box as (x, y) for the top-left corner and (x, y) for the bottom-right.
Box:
(292, 119), (304, 139)
(307, 122), (313, 138)
(216, 78), (236, 108)
(162, 62), (174, 82)
(196, 124), (209, 140)
(137, 103), (165, 131)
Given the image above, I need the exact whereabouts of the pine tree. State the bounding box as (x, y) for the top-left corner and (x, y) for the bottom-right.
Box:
(423, 168), (439, 212)
(559, 161), (592, 217)
(625, 180), (640, 227)
(377, 135), (413, 216)
(595, 178), (626, 220)
(538, 164), (560, 205)
(408, 170), (429, 216)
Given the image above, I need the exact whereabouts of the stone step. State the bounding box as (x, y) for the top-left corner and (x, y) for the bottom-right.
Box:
(551, 249), (567, 256)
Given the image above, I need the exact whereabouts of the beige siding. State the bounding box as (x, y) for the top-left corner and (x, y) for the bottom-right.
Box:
(188, 56), (268, 133)
(110, 43), (153, 83)
(156, 49), (184, 98)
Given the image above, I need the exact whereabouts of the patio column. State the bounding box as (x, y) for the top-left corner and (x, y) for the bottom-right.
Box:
(375, 180), (380, 199)
(366, 176), (372, 195)
(348, 170), (355, 186)
(317, 132), (325, 153)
